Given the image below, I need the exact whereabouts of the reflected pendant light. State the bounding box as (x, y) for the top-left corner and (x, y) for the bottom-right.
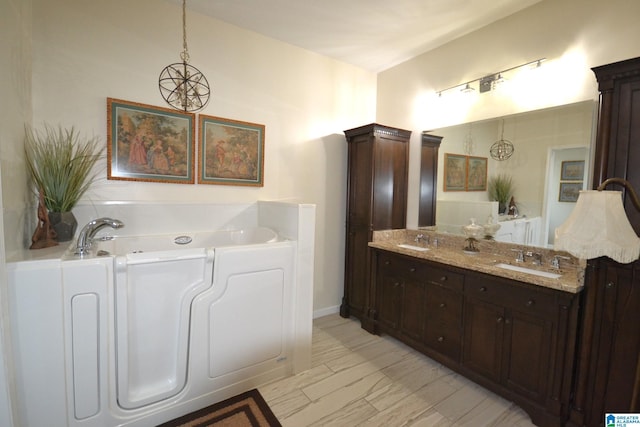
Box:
(159, 0), (210, 112)
(490, 120), (514, 161)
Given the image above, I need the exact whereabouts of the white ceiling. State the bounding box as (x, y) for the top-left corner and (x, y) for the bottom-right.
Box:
(173, 0), (542, 72)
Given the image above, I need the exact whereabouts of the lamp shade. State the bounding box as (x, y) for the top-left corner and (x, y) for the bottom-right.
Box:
(555, 190), (640, 263)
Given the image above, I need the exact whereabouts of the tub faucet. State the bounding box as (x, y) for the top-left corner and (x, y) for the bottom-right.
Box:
(76, 217), (124, 254)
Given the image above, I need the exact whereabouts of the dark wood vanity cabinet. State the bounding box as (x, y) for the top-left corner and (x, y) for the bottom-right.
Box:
(371, 248), (579, 427)
(374, 250), (463, 361)
(463, 274), (570, 407)
(340, 124), (411, 326)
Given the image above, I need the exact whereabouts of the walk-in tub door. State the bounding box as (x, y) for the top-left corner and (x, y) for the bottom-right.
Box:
(197, 243), (295, 380)
(115, 249), (214, 410)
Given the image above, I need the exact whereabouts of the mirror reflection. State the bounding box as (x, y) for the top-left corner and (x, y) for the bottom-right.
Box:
(430, 100), (596, 248)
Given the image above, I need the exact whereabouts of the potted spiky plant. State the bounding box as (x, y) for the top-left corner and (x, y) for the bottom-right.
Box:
(24, 124), (103, 243)
(488, 173), (514, 215)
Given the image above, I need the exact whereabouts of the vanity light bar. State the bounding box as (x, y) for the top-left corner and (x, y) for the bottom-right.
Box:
(436, 58), (546, 97)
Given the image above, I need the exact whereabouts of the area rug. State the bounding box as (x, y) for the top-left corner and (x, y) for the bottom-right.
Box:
(157, 389), (281, 427)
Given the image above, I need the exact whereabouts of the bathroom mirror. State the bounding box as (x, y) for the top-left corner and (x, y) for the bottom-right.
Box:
(429, 100), (596, 248)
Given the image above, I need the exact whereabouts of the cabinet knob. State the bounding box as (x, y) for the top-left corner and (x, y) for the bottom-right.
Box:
(606, 281), (615, 289)
(439, 302), (446, 308)
(384, 260), (390, 265)
(437, 336), (444, 342)
(394, 282), (400, 288)
(440, 276), (448, 282)
(496, 316), (503, 323)
(409, 267), (416, 272)
(479, 286), (487, 292)
(526, 299), (535, 307)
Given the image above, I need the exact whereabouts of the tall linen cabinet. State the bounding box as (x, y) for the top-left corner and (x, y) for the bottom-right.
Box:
(340, 124), (411, 331)
(568, 56), (640, 427)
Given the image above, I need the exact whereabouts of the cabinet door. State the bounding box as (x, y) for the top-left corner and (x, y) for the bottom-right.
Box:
(371, 138), (408, 230)
(502, 309), (552, 403)
(462, 297), (504, 381)
(590, 262), (640, 416)
(399, 278), (426, 342)
(347, 138), (373, 225)
(344, 224), (371, 318)
(376, 265), (402, 332)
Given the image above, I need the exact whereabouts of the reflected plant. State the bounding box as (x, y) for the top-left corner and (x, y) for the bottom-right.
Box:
(488, 173), (514, 213)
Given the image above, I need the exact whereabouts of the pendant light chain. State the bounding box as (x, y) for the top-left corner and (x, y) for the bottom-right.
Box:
(180, 0), (190, 63)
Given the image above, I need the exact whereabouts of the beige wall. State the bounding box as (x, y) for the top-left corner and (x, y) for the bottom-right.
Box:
(0, 0), (32, 423)
(4, 0), (640, 326)
(377, 0), (640, 228)
(1, 0), (32, 260)
(28, 0), (377, 314)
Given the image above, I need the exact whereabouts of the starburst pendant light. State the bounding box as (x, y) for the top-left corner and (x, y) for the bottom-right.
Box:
(159, 0), (210, 112)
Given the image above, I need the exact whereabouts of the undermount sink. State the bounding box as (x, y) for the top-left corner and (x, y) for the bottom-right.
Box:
(495, 263), (561, 279)
(397, 243), (430, 252)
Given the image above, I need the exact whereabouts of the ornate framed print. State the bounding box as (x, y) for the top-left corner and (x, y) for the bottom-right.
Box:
(559, 182), (582, 202)
(107, 98), (195, 184)
(198, 115), (265, 186)
(444, 153), (467, 191)
(467, 156), (488, 191)
(561, 160), (585, 181)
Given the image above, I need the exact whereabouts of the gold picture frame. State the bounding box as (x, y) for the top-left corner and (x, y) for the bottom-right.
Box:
(107, 98), (195, 184)
(444, 153), (466, 191)
(198, 115), (265, 186)
(467, 156), (488, 191)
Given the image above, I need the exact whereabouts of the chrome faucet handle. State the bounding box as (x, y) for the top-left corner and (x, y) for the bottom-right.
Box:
(511, 248), (524, 263)
(525, 251), (543, 265)
(415, 234), (429, 245)
(551, 255), (571, 269)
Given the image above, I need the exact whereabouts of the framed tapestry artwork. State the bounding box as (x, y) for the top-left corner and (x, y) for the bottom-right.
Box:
(559, 182), (582, 202)
(561, 160), (585, 181)
(107, 98), (195, 184)
(198, 115), (265, 186)
(444, 153), (467, 191)
(466, 156), (488, 191)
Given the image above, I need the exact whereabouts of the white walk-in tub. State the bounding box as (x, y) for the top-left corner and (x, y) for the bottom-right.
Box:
(9, 226), (304, 427)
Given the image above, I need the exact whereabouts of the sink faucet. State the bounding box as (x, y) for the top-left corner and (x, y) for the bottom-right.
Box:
(551, 255), (571, 269)
(415, 233), (429, 245)
(509, 204), (519, 218)
(75, 217), (124, 254)
(511, 248), (524, 263)
(526, 251), (543, 266)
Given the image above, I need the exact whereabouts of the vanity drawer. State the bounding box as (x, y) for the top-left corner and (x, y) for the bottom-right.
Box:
(465, 275), (557, 316)
(377, 251), (427, 278)
(426, 283), (463, 325)
(424, 265), (464, 292)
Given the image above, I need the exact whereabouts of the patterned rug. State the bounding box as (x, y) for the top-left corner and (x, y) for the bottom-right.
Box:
(157, 389), (281, 427)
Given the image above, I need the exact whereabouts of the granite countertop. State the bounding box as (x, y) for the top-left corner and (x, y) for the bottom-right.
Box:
(370, 229), (585, 294)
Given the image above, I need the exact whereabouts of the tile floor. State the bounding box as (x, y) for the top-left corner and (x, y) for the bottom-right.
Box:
(259, 314), (537, 427)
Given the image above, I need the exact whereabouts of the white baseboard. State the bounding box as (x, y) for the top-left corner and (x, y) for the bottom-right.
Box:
(313, 305), (340, 319)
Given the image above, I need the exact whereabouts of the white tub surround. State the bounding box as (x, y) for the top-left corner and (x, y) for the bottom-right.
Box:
(494, 215), (542, 246)
(8, 201), (315, 427)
